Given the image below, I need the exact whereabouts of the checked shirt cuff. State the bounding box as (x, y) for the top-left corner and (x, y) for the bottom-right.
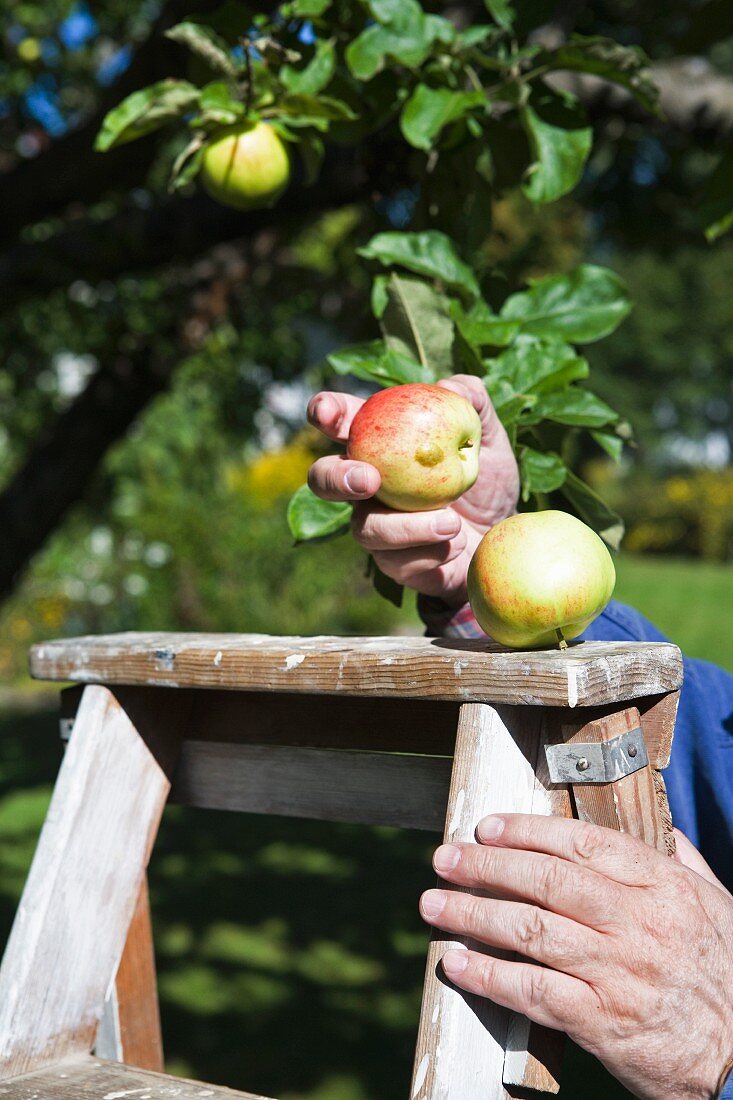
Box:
(417, 595), (487, 640)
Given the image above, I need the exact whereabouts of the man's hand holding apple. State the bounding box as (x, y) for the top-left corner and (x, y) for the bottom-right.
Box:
(306, 375), (520, 606)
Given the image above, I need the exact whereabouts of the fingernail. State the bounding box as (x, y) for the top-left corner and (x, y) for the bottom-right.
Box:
(307, 395), (324, 422)
(433, 844), (461, 873)
(477, 815), (505, 842)
(433, 513), (459, 537)
(442, 949), (469, 978)
(345, 468), (370, 495)
(421, 889), (448, 920)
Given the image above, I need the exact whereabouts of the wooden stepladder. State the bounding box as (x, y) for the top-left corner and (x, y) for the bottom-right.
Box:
(0, 633), (681, 1100)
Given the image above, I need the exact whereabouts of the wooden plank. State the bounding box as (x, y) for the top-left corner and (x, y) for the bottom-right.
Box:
(185, 690), (460, 756)
(410, 702), (556, 1100)
(0, 1056), (274, 1099)
(0, 686), (180, 1079)
(62, 686), (677, 768)
(503, 709), (573, 1095)
(638, 689), (680, 769)
(60, 691), (164, 1072)
(170, 740), (452, 831)
(96, 876), (164, 1071)
(31, 633), (683, 709)
(562, 708), (675, 855)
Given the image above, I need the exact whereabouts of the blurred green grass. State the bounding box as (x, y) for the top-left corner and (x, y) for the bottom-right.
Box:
(0, 553), (730, 1098)
(614, 554), (733, 670)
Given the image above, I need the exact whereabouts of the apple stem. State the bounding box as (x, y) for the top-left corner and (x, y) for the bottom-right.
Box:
(555, 628), (568, 651)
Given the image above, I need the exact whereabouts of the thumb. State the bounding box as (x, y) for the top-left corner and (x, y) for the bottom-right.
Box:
(437, 375), (498, 445)
(672, 828), (725, 889)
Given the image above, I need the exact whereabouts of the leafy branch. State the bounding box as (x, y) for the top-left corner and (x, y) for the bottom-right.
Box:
(288, 230), (631, 560)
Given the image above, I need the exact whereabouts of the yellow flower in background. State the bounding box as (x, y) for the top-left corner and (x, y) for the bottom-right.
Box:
(228, 442), (315, 507)
(665, 478), (694, 504)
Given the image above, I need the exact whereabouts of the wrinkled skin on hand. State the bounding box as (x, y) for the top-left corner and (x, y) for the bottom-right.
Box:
(419, 814), (733, 1100)
(306, 376), (520, 606)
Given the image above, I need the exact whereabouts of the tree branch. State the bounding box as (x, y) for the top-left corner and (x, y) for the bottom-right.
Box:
(0, 142), (393, 313)
(0, 243), (250, 601)
(0, 0), (226, 247)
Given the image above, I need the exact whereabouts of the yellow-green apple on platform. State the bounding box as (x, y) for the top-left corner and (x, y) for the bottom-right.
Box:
(467, 510), (616, 648)
(201, 121), (290, 211)
(347, 383), (482, 511)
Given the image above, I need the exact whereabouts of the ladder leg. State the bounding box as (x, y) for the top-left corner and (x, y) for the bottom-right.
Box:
(560, 705), (676, 855)
(410, 702), (562, 1100)
(0, 685), (180, 1080)
(96, 875), (164, 1071)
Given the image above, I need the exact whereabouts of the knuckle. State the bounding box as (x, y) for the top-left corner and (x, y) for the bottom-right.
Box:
(516, 907), (547, 954)
(569, 823), (608, 865)
(669, 869), (700, 906)
(537, 857), (567, 902)
(473, 957), (497, 1000)
(521, 965), (550, 1012)
(350, 510), (375, 547)
(306, 462), (325, 496)
(463, 895), (489, 932)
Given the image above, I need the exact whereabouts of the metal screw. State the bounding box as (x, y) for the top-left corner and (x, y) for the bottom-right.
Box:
(628, 744), (638, 758)
(576, 757), (590, 772)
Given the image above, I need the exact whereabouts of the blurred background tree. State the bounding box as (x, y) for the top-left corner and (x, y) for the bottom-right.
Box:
(1, 2), (733, 1099)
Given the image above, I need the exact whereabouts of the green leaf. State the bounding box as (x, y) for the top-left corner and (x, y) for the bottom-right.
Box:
(456, 25), (501, 49)
(591, 429), (624, 462)
(487, 338), (590, 394)
(500, 265), (631, 343)
(281, 40), (336, 95)
(287, 484), (352, 542)
(400, 86), (486, 150)
(346, 0), (454, 81)
(485, 378), (537, 426)
(194, 81), (246, 127)
(371, 275), (390, 318)
(380, 274), (454, 376)
(169, 136), (205, 191)
(327, 342), (430, 385)
(699, 145), (733, 243)
(278, 93), (357, 122)
(560, 470), (624, 549)
(520, 86), (592, 204)
(451, 301), (520, 348)
(284, 0), (332, 16)
(519, 447), (567, 501)
(95, 80), (201, 151)
(539, 35), (659, 115)
(366, 556), (404, 607)
(523, 388), (618, 427)
(358, 231), (480, 300)
(484, 0), (515, 30)
(165, 22), (239, 80)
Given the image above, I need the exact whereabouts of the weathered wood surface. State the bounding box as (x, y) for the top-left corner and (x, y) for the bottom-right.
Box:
(0, 686), (177, 1079)
(63, 684), (461, 756)
(96, 876), (164, 1071)
(0, 1057), (274, 1099)
(411, 702), (559, 1100)
(637, 689), (680, 770)
(502, 710), (572, 1095)
(31, 632), (682, 708)
(62, 685), (677, 769)
(171, 741), (452, 831)
(562, 708), (675, 856)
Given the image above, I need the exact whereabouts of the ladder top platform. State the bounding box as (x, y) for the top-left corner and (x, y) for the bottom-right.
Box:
(30, 632), (683, 709)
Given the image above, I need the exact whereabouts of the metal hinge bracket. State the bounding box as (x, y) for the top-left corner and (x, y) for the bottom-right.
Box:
(545, 726), (648, 784)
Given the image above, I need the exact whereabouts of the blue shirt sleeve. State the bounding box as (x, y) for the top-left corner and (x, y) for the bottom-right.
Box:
(582, 601), (733, 893)
(721, 1069), (733, 1100)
